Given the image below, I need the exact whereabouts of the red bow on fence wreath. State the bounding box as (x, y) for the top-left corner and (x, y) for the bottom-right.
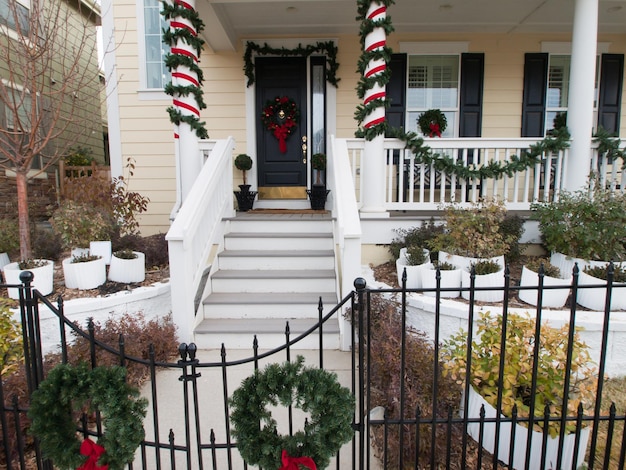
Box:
(278, 449), (317, 470)
(429, 122), (441, 138)
(77, 438), (109, 470)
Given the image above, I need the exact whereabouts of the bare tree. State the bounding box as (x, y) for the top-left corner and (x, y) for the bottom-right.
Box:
(0, 0), (103, 260)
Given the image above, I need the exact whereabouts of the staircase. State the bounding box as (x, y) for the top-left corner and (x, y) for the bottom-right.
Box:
(194, 213), (340, 349)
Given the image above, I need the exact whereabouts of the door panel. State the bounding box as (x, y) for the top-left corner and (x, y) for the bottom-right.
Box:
(256, 57), (308, 199)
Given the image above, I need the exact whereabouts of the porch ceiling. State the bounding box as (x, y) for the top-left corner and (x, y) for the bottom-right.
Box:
(197, 0), (626, 52)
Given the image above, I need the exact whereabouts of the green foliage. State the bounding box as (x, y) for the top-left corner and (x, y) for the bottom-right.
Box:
(430, 199), (521, 258)
(244, 41), (340, 88)
(311, 153), (326, 171)
(470, 259), (501, 275)
(28, 362), (147, 470)
(594, 126), (626, 168)
(113, 249), (137, 260)
(524, 257), (561, 278)
(388, 218), (444, 261)
(64, 146), (94, 167)
(499, 213), (525, 262)
(17, 259), (48, 269)
(531, 189), (626, 261)
(229, 356), (354, 470)
(583, 263), (626, 282)
(50, 201), (114, 249)
(0, 218), (19, 253)
(432, 261), (457, 271)
(234, 154), (253, 171)
(442, 311), (597, 437)
(0, 301), (22, 376)
(405, 245), (428, 265)
(354, 296), (463, 467)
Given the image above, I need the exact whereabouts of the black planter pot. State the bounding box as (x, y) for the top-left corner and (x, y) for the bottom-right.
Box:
(234, 184), (257, 212)
(306, 185), (330, 210)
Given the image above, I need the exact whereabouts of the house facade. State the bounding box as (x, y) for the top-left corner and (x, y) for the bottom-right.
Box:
(102, 0), (626, 343)
(0, 0), (105, 221)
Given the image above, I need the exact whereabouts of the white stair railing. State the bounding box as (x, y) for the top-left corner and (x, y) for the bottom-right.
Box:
(166, 137), (235, 343)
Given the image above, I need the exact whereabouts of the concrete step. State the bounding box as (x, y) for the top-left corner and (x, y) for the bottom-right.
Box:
(224, 232), (334, 251)
(218, 249), (335, 270)
(193, 318), (340, 350)
(202, 292), (338, 318)
(210, 269), (337, 293)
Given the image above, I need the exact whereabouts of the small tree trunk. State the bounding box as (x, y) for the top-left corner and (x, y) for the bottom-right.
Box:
(15, 171), (32, 260)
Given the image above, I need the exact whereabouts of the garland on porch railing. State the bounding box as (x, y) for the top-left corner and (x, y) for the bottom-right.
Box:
(162, 0), (209, 139)
(354, 0), (571, 180)
(243, 41), (340, 87)
(594, 126), (626, 169)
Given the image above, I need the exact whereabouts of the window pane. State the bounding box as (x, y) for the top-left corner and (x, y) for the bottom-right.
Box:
(146, 63), (164, 89)
(547, 55), (570, 108)
(408, 110), (455, 138)
(0, 0), (29, 36)
(144, 0), (170, 89)
(145, 36), (163, 62)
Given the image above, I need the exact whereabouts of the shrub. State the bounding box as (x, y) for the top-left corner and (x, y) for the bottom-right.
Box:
(584, 264), (626, 282)
(531, 189), (626, 261)
(64, 146), (95, 168)
(31, 227), (63, 261)
(0, 219), (19, 254)
(0, 300), (23, 377)
(114, 233), (168, 268)
(50, 201), (115, 249)
(17, 259), (48, 269)
(524, 257), (561, 278)
(70, 253), (101, 264)
(500, 213), (525, 262)
(470, 259), (501, 275)
(442, 311), (597, 437)
(432, 261), (457, 271)
(388, 219), (444, 261)
(430, 199), (521, 258)
(404, 245), (428, 265)
(113, 248), (138, 260)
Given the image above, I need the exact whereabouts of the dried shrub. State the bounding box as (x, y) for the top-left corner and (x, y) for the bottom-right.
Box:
(114, 233), (168, 269)
(353, 296), (465, 468)
(31, 227), (64, 261)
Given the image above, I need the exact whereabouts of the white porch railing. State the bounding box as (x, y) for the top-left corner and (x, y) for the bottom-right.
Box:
(166, 137), (235, 343)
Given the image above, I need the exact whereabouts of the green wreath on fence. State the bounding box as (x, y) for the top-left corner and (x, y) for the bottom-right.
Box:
(28, 363), (148, 470)
(229, 356), (354, 470)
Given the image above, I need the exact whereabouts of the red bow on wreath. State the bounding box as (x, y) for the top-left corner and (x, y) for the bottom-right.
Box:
(429, 122), (441, 138)
(77, 438), (108, 470)
(278, 449), (317, 470)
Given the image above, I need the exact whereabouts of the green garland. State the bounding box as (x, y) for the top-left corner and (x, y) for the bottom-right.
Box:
(162, 1), (209, 139)
(594, 126), (626, 169)
(244, 41), (340, 87)
(229, 356), (354, 470)
(28, 363), (147, 470)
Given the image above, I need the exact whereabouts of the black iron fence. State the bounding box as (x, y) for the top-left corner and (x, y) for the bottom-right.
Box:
(1, 266), (626, 469)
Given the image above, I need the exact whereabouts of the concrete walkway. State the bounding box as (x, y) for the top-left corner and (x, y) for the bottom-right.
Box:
(138, 348), (358, 469)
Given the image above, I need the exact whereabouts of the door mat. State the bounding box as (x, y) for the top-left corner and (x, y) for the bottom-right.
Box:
(248, 209), (329, 214)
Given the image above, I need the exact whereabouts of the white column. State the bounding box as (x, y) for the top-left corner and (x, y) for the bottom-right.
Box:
(171, 0), (201, 203)
(360, 2), (388, 217)
(565, 0), (598, 192)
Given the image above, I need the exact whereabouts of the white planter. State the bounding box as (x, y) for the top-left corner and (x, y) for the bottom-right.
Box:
(4, 260), (54, 299)
(577, 270), (626, 311)
(396, 248), (431, 288)
(518, 266), (572, 308)
(421, 267), (462, 298)
(461, 267), (505, 302)
(438, 251), (505, 273)
(462, 387), (589, 470)
(0, 252), (10, 271)
(550, 252), (589, 278)
(63, 256), (106, 290)
(108, 251), (145, 283)
(90, 240), (112, 264)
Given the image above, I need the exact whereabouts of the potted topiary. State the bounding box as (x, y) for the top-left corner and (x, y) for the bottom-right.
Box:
(108, 249), (145, 283)
(63, 253), (106, 290)
(306, 153), (330, 210)
(233, 154), (257, 211)
(518, 257), (572, 308)
(442, 311), (596, 470)
(4, 258), (55, 298)
(531, 188), (626, 276)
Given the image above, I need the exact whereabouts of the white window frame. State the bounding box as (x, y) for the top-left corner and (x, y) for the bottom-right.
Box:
(136, 0), (170, 100)
(0, 0), (30, 40)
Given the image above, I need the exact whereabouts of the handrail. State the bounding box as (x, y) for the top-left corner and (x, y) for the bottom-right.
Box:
(166, 137), (235, 342)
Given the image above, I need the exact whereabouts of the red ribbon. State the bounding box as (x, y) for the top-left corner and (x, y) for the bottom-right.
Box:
(273, 126), (290, 153)
(429, 122), (441, 138)
(278, 449), (317, 470)
(77, 438), (108, 470)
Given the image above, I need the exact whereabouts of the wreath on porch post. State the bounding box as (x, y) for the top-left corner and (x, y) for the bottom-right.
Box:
(261, 96), (300, 153)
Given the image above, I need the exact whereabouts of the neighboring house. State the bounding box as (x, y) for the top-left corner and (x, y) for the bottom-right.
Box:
(0, 0), (105, 222)
(102, 0), (626, 343)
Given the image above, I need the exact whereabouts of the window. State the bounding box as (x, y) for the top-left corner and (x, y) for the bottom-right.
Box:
(0, 0), (29, 36)
(406, 55), (459, 137)
(143, 0), (170, 89)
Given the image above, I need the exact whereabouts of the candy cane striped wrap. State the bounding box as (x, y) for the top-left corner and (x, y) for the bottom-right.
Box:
(362, 2), (387, 129)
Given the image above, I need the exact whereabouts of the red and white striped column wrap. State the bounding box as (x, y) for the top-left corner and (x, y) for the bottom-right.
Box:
(362, 2), (387, 130)
(170, 0), (200, 139)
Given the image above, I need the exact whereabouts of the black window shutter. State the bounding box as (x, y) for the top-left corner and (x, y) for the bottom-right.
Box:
(598, 54), (624, 135)
(521, 53), (549, 137)
(386, 53), (407, 134)
(459, 53), (484, 137)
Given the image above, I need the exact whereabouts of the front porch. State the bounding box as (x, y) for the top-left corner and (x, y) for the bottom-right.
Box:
(167, 135), (625, 344)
